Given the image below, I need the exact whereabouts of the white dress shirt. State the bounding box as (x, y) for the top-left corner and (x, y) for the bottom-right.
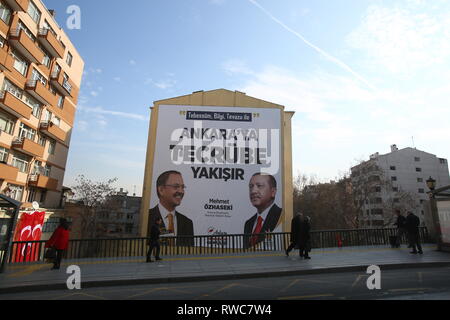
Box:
(251, 203), (274, 233)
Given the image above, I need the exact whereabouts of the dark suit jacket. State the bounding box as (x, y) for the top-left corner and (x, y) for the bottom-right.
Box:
(243, 204), (282, 249)
(148, 205), (194, 246)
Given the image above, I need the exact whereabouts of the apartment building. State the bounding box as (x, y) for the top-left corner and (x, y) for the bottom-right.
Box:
(0, 0), (84, 209)
(351, 145), (450, 228)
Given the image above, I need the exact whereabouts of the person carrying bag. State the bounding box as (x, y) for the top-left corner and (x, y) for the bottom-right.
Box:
(45, 218), (70, 270)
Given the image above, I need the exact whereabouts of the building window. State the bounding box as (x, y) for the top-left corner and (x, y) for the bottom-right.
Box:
(418, 188), (425, 194)
(52, 116), (61, 127)
(3, 79), (23, 99)
(48, 139), (56, 155)
(40, 190), (47, 203)
(44, 109), (52, 122)
(440, 158), (447, 164)
(27, 1), (41, 24)
(390, 166), (396, 170)
(37, 135), (46, 147)
(43, 164), (51, 177)
(12, 153), (29, 173)
(17, 21), (36, 41)
(25, 94), (42, 117)
(42, 20), (56, 37)
(7, 184), (23, 201)
(393, 187), (399, 192)
(0, 111), (15, 135)
(0, 35), (5, 48)
(416, 168), (422, 172)
(417, 178), (423, 183)
(11, 50), (29, 76)
(391, 176), (397, 182)
(0, 146), (9, 163)
(393, 198), (400, 203)
(27, 188), (37, 202)
(415, 157), (421, 162)
(19, 123), (36, 141)
(57, 95), (64, 108)
(66, 52), (73, 67)
(31, 68), (47, 86)
(0, 2), (12, 25)
(41, 52), (51, 68)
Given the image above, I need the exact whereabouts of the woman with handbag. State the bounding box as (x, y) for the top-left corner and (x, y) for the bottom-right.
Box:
(45, 218), (70, 270)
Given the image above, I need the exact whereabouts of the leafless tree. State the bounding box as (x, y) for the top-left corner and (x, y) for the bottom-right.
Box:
(70, 175), (118, 239)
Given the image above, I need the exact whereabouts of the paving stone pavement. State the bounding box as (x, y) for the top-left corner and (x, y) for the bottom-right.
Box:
(1, 244), (449, 293)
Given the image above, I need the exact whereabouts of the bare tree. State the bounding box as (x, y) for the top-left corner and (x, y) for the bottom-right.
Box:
(351, 160), (418, 228)
(70, 175), (118, 239)
(293, 174), (358, 230)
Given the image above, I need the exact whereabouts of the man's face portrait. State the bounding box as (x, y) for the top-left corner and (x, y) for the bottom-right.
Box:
(158, 173), (185, 208)
(249, 174), (276, 212)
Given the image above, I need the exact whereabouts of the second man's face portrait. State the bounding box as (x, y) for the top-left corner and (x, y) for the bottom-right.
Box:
(158, 173), (185, 209)
(249, 174), (276, 213)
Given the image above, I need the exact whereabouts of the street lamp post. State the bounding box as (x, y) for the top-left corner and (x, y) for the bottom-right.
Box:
(426, 177), (442, 251)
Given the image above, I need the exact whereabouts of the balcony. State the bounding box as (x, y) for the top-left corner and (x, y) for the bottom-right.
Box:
(50, 70), (73, 96)
(25, 80), (57, 106)
(39, 121), (66, 143)
(11, 137), (44, 158)
(0, 48), (15, 72)
(0, 17), (9, 36)
(37, 29), (65, 59)
(28, 174), (58, 191)
(0, 90), (32, 119)
(9, 29), (45, 64)
(4, 0), (29, 12)
(0, 162), (19, 181)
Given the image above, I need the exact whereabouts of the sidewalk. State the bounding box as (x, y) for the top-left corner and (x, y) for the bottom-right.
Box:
(1, 244), (449, 294)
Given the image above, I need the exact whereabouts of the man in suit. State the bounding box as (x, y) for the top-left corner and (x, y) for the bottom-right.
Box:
(244, 173), (282, 249)
(148, 170), (194, 246)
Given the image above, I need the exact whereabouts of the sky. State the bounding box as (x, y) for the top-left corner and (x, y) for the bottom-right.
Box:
(43, 0), (450, 196)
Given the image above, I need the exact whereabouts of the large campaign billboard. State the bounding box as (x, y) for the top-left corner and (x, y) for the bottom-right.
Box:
(148, 105), (283, 248)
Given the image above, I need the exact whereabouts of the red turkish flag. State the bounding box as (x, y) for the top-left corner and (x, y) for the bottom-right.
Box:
(13, 211), (45, 263)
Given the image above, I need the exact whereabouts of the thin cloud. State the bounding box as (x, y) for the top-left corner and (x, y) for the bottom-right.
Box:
(247, 0), (377, 91)
(78, 106), (149, 121)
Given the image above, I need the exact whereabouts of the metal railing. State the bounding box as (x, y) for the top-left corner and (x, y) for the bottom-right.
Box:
(7, 227), (430, 264)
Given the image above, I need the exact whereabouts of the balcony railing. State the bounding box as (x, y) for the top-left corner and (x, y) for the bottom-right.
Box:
(39, 120), (66, 142)
(37, 28), (65, 59)
(51, 71), (72, 95)
(9, 29), (44, 64)
(0, 90), (32, 119)
(6, 227), (431, 264)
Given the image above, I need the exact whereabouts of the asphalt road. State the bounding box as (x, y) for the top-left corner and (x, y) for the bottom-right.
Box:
(1, 266), (450, 300)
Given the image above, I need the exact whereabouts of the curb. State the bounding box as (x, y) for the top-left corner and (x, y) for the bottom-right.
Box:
(1, 261), (450, 295)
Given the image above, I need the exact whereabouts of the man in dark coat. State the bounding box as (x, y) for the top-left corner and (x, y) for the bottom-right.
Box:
(244, 173), (282, 249)
(394, 210), (407, 247)
(405, 211), (423, 254)
(298, 215), (312, 259)
(148, 171), (194, 247)
(286, 212), (302, 257)
(146, 217), (162, 262)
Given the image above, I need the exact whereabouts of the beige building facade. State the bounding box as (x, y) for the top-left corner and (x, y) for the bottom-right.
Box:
(0, 0), (84, 210)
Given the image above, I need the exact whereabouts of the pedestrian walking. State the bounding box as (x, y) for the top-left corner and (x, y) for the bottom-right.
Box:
(298, 215), (312, 259)
(146, 217), (163, 262)
(45, 218), (70, 270)
(394, 209), (407, 248)
(405, 211), (423, 254)
(286, 212), (302, 257)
